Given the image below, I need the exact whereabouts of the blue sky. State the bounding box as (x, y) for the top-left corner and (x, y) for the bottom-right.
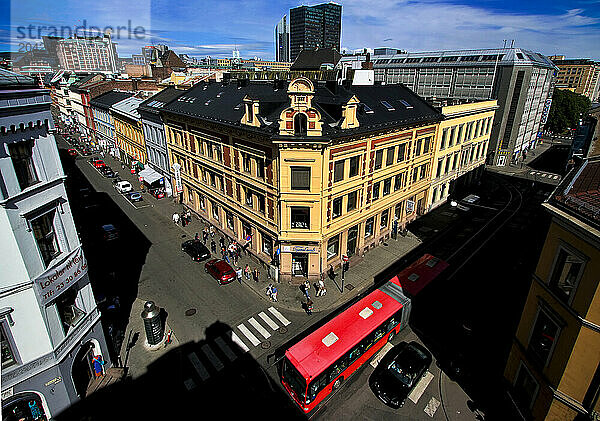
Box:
(2, 0), (600, 60)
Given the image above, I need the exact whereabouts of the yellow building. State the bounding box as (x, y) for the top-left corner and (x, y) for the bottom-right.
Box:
(550, 57), (600, 102)
(161, 78), (446, 282)
(428, 100), (498, 210)
(111, 96), (146, 167)
(504, 156), (600, 420)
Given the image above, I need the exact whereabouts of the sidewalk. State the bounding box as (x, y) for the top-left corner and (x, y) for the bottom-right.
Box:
(97, 151), (422, 315)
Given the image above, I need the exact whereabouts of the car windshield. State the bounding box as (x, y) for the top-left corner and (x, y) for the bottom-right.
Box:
(387, 360), (416, 387)
(282, 358), (307, 403)
(223, 270), (234, 276)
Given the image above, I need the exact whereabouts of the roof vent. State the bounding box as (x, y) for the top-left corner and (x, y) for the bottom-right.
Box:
(359, 307), (374, 319)
(322, 332), (339, 347)
(407, 273), (419, 282)
(425, 257), (440, 268)
(372, 301), (383, 309)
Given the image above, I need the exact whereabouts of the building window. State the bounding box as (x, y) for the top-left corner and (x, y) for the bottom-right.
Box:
(334, 160), (345, 182)
(212, 201), (219, 220)
(332, 197), (342, 219)
(395, 202), (403, 220)
(243, 154), (252, 173)
(365, 217), (375, 238)
(9, 140), (39, 190)
(372, 181), (380, 201)
(31, 209), (61, 268)
(257, 193), (265, 214)
(549, 247), (585, 302)
(383, 178), (391, 196)
(291, 167), (311, 190)
(380, 209), (389, 229)
(56, 289), (86, 335)
(262, 234), (273, 257)
(386, 147), (395, 166)
(414, 139), (422, 157)
(423, 137), (431, 154)
(397, 143), (406, 163)
(1, 323), (17, 369)
(374, 150), (383, 170)
(349, 156), (359, 177)
(226, 211), (235, 230)
(528, 308), (559, 367)
(347, 191), (358, 212)
(294, 113), (307, 135)
(327, 234), (340, 259)
(291, 207), (310, 229)
(245, 188), (253, 207)
(441, 129), (448, 150)
(513, 363), (538, 412)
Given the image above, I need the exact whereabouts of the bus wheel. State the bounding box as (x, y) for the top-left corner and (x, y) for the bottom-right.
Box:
(333, 377), (344, 390)
(388, 330), (395, 342)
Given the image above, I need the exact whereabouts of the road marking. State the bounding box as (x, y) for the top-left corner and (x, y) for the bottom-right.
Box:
(423, 396), (441, 418)
(409, 371), (434, 404)
(215, 336), (237, 362)
(237, 323), (260, 346)
(187, 352), (210, 381)
(184, 378), (196, 391)
(201, 344), (224, 371)
(259, 312), (279, 331)
(248, 317), (271, 339)
(230, 331), (250, 353)
(370, 342), (394, 368)
(268, 307), (290, 326)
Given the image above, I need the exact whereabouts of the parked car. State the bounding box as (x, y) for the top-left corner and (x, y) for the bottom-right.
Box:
(92, 159), (106, 169)
(79, 148), (92, 156)
(181, 240), (210, 261)
(67, 149), (78, 157)
(128, 191), (143, 202)
(115, 181), (133, 193)
(369, 341), (432, 409)
(204, 259), (236, 285)
(101, 224), (119, 241)
(100, 166), (116, 178)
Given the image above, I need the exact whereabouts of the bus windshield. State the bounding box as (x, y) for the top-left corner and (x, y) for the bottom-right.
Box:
(282, 358), (307, 403)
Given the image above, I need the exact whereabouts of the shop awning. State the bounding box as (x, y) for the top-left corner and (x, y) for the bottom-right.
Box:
(138, 167), (164, 185)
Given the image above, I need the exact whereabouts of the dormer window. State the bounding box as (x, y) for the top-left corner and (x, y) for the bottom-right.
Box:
(294, 113), (307, 136)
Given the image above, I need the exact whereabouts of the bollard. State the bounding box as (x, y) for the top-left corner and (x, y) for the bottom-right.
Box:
(141, 301), (163, 346)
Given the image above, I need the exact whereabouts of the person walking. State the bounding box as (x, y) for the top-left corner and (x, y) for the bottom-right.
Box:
(236, 267), (243, 284)
(202, 228), (209, 244)
(210, 239), (217, 253)
(302, 280), (311, 300)
(317, 278), (326, 297)
(305, 299), (313, 315)
(266, 284), (273, 299)
(244, 264), (251, 280)
(194, 232), (200, 241)
(271, 285), (278, 302)
(209, 226), (215, 238)
(186, 209), (192, 224)
(252, 268), (260, 283)
(172, 213), (180, 224)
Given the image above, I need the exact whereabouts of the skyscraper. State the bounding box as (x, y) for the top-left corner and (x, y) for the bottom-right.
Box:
(275, 15), (290, 63)
(289, 2), (342, 63)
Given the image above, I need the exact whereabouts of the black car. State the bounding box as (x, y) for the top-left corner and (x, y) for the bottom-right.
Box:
(369, 341), (432, 408)
(182, 240), (211, 261)
(100, 166), (117, 178)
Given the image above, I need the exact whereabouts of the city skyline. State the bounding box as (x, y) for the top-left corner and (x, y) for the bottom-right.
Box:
(1, 0), (599, 61)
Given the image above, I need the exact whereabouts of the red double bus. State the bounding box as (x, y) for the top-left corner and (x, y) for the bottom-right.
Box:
(280, 254), (448, 413)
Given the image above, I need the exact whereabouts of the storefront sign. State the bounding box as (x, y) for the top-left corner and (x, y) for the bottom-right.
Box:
(406, 200), (415, 214)
(172, 163), (183, 194)
(282, 245), (319, 254)
(45, 376), (63, 387)
(34, 247), (88, 305)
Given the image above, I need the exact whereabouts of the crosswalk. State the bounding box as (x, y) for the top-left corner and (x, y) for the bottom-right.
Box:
(529, 170), (561, 180)
(184, 306), (291, 390)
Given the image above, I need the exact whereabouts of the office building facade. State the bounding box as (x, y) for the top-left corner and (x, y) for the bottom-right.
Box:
(289, 3), (342, 62)
(56, 34), (118, 74)
(340, 48), (558, 167)
(550, 57), (600, 102)
(275, 15), (291, 63)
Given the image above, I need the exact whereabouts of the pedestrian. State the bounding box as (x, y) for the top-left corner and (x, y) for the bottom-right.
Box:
(210, 226), (215, 237)
(202, 229), (208, 244)
(271, 285), (278, 302)
(304, 280), (311, 299)
(219, 237), (225, 249)
(236, 267), (243, 284)
(172, 213), (180, 224)
(92, 354), (105, 377)
(181, 215), (187, 227)
(266, 284), (273, 298)
(317, 278), (326, 297)
(186, 209), (192, 224)
(210, 239), (217, 253)
(195, 232), (200, 241)
(244, 264), (251, 280)
(253, 268), (260, 282)
(305, 299), (313, 315)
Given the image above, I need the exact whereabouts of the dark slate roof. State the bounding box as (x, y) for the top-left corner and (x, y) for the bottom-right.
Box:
(551, 155), (600, 230)
(291, 48), (342, 70)
(161, 79), (442, 139)
(138, 87), (185, 114)
(70, 74), (101, 92)
(0, 68), (37, 88)
(90, 90), (134, 110)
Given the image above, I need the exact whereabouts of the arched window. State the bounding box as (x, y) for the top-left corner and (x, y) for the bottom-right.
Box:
(294, 113), (307, 136)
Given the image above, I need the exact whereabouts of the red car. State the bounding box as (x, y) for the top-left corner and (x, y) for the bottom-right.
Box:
(204, 259), (236, 285)
(67, 149), (78, 157)
(92, 159), (106, 169)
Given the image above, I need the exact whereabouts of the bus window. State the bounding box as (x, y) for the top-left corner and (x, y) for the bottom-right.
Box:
(282, 358), (307, 403)
(385, 309), (403, 332)
(328, 358), (348, 383)
(308, 374), (328, 402)
(348, 343), (365, 364)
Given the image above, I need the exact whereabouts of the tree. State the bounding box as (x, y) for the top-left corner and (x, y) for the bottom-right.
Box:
(545, 89), (591, 134)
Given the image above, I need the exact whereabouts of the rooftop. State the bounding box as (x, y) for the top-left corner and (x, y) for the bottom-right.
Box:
(90, 90), (135, 110)
(138, 86), (185, 112)
(111, 96), (144, 120)
(0, 68), (38, 89)
(551, 155), (600, 230)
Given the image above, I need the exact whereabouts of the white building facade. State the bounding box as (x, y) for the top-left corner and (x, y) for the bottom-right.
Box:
(0, 70), (110, 418)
